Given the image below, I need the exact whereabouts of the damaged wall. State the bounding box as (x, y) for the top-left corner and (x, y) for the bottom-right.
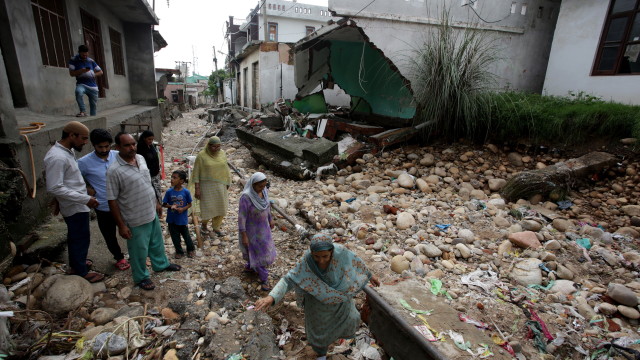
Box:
(328, 0), (560, 93)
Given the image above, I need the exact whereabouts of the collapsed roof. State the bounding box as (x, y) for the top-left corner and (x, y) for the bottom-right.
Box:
(293, 19), (416, 127)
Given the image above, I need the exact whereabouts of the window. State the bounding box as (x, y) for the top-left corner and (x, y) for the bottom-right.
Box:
(593, 0), (640, 75)
(31, 0), (72, 67)
(295, 7), (299, 13)
(306, 26), (315, 36)
(268, 22), (278, 41)
(109, 27), (125, 76)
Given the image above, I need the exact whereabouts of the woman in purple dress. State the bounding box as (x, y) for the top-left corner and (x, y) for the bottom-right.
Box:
(238, 172), (276, 291)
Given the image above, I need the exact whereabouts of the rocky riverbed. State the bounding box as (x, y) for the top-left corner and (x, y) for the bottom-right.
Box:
(2, 108), (640, 360)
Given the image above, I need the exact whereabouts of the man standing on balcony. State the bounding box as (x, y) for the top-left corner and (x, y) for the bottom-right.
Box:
(69, 44), (103, 117)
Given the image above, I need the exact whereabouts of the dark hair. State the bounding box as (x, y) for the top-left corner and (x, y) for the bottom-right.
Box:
(61, 130), (70, 139)
(139, 130), (155, 143)
(89, 129), (113, 145)
(78, 44), (89, 53)
(114, 132), (129, 145)
(173, 170), (188, 183)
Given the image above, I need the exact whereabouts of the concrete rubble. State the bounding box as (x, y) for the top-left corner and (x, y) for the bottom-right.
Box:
(1, 108), (640, 359)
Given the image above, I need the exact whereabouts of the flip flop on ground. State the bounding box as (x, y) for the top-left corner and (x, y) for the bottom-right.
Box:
(114, 259), (130, 271)
(76, 112), (87, 117)
(136, 278), (155, 290)
(158, 263), (181, 272)
(83, 271), (104, 283)
(259, 281), (271, 291)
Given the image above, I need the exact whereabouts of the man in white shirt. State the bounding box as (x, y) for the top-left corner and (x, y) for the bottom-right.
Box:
(44, 121), (104, 283)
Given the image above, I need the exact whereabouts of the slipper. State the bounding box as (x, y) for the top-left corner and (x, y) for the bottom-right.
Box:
(136, 278), (155, 290)
(175, 253), (184, 259)
(76, 112), (87, 117)
(83, 271), (104, 283)
(259, 281), (271, 291)
(214, 230), (226, 237)
(86, 259), (94, 268)
(114, 259), (130, 271)
(159, 263), (181, 272)
(187, 251), (195, 258)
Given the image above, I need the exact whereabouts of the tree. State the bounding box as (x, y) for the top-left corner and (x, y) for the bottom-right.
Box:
(204, 70), (230, 100)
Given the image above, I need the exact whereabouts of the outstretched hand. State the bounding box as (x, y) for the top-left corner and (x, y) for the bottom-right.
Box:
(254, 296), (274, 311)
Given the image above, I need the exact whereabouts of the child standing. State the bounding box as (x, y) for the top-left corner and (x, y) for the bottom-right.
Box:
(163, 170), (195, 258)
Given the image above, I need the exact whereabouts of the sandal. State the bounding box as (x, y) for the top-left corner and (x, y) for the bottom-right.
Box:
(187, 251), (195, 258)
(76, 112), (87, 117)
(86, 259), (94, 268)
(214, 230), (226, 237)
(175, 253), (184, 259)
(260, 281), (271, 291)
(114, 259), (130, 271)
(83, 271), (104, 283)
(136, 278), (155, 290)
(159, 263), (181, 272)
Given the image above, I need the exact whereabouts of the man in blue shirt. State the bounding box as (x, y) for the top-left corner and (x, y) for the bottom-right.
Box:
(68, 45), (103, 117)
(78, 129), (130, 271)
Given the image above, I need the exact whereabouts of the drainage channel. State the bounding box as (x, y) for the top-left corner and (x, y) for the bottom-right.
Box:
(364, 286), (448, 360)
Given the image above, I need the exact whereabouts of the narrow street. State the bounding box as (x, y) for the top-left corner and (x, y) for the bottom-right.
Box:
(3, 107), (640, 359)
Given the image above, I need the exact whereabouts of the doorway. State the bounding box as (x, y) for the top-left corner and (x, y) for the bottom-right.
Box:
(80, 9), (108, 98)
(251, 61), (259, 110)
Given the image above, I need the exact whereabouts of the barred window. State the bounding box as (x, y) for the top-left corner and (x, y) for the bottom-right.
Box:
(109, 27), (125, 76)
(31, 0), (72, 67)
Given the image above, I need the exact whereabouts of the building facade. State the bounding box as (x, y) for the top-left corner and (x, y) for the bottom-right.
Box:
(0, 0), (162, 271)
(543, 0), (640, 104)
(224, 0), (336, 109)
(327, 0), (561, 94)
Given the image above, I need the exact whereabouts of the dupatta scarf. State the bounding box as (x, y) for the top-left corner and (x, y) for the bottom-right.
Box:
(287, 234), (371, 306)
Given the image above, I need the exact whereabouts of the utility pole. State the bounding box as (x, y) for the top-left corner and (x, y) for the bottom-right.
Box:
(175, 60), (191, 104)
(212, 45), (220, 103)
(262, 0), (269, 41)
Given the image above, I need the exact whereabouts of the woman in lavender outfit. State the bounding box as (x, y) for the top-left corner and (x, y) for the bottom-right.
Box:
(238, 172), (276, 291)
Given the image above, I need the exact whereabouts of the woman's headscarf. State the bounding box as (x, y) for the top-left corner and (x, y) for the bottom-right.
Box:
(136, 130), (159, 177)
(191, 136), (230, 185)
(205, 136), (221, 157)
(240, 172), (269, 211)
(285, 234), (371, 306)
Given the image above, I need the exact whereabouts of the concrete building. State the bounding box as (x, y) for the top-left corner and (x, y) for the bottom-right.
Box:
(224, 0), (337, 109)
(329, 0), (560, 93)
(155, 67), (181, 100)
(0, 0), (164, 270)
(543, 0), (640, 104)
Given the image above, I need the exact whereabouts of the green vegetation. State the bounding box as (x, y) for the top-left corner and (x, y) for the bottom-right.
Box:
(488, 91), (640, 144)
(409, 8), (500, 140)
(204, 69), (230, 97)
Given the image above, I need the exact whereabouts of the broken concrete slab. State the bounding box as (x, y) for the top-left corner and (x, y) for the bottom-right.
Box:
(236, 128), (338, 180)
(501, 152), (617, 202)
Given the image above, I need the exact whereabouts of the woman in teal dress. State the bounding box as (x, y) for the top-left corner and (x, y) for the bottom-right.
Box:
(255, 234), (379, 359)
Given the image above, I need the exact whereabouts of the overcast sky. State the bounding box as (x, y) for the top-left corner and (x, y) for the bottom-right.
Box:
(153, 0), (328, 76)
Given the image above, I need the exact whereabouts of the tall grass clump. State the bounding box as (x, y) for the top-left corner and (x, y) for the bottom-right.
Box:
(409, 8), (501, 141)
(489, 91), (640, 144)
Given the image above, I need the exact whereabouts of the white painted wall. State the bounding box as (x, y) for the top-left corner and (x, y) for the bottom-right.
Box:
(328, 0), (560, 93)
(238, 49), (260, 108)
(543, 0), (640, 104)
(256, 0), (336, 42)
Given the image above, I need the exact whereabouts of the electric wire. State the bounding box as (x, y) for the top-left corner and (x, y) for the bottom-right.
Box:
(463, 0), (511, 24)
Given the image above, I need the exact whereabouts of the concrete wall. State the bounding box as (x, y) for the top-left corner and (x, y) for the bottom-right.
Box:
(3, 0), (137, 115)
(328, 0), (560, 93)
(543, 0), (640, 104)
(250, 0), (337, 43)
(124, 22), (158, 106)
(0, 47), (18, 140)
(259, 44), (298, 104)
(239, 49), (261, 109)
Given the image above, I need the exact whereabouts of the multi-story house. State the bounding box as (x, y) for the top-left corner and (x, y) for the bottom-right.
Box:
(224, 0), (336, 110)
